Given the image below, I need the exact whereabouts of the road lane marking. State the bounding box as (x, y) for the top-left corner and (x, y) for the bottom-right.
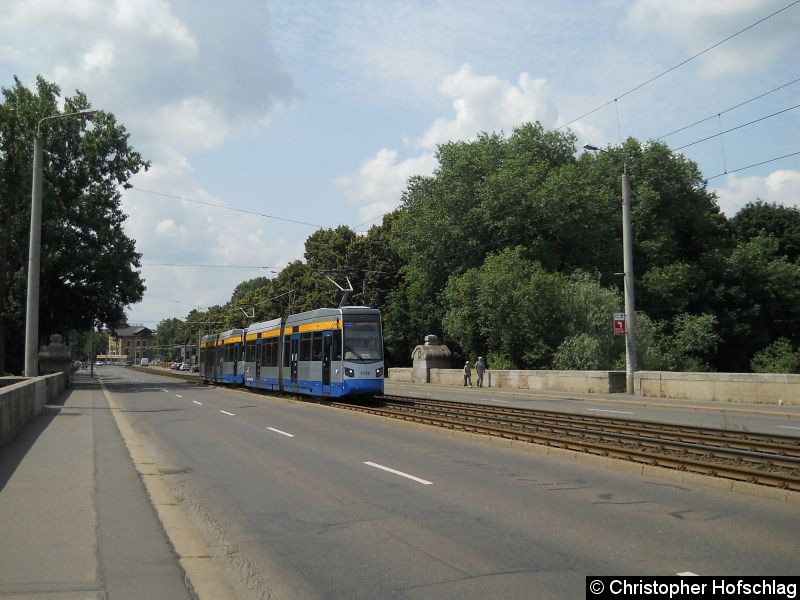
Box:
(677, 572), (698, 576)
(778, 426), (800, 430)
(587, 408), (634, 415)
(488, 398), (510, 403)
(161, 389), (169, 393)
(364, 462), (433, 485)
(220, 410), (236, 416)
(192, 401), (203, 405)
(267, 427), (294, 438)
(175, 394), (183, 398)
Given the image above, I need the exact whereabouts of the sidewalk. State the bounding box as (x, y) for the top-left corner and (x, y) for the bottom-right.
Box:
(0, 372), (192, 599)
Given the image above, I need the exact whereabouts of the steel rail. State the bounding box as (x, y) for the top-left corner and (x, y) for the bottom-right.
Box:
(382, 395), (800, 457)
(331, 399), (800, 491)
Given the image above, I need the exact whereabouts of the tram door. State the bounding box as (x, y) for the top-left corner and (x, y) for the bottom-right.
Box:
(290, 336), (299, 382)
(255, 339), (261, 379)
(233, 344), (238, 377)
(322, 332), (331, 386)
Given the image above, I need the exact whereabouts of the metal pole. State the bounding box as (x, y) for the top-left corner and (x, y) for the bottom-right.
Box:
(89, 323), (94, 378)
(621, 166), (638, 394)
(24, 135), (43, 376)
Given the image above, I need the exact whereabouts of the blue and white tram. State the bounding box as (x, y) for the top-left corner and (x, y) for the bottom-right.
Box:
(200, 328), (244, 385)
(200, 306), (384, 398)
(242, 317), (283, 392)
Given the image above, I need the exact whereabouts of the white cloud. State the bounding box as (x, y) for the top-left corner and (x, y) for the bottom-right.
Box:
(336, 149), (438, 224)
(625, 0), (800, 77)
(417, 64), (557, 150)
(338, 64), (561, 220)
(712, 169), (800, 216)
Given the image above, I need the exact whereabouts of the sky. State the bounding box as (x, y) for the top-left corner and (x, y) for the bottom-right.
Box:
(2, 0), (799, 327)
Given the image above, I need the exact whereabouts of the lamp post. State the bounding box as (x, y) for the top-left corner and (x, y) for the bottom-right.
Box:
(583, 144), (639, 394)
(24, 109), (97, 377)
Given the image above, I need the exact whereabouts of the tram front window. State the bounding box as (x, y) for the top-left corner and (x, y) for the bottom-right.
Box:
(343, 321), (383, 362)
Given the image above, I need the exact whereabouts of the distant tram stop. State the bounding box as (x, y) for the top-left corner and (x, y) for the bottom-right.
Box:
(411, 335), (452, 383)
(613, 312), (626, 336)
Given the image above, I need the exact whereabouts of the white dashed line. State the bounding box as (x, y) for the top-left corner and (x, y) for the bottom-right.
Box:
(220, 410), (236, 416)
(677, 572), (698, 576)
(488, 398), (510, 403)
(587, 408), (634, 415)
(192, 401), (203, 405)
(778, 425), (800, 430)
(161, 389), (169, 393)
(267, 427), (295, 438)
(175, 394), (182, 398)
(364, 462), (433, 485)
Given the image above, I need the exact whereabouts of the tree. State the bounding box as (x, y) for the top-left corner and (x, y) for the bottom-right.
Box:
(442, 247), (624, 369)
(750, 338), (800, 374)
(0, 76), (148, 373)
(731, 200), (800, 263)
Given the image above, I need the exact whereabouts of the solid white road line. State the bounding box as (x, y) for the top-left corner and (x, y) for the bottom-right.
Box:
(267, 427), (295, 438)
(587, 408), (634, 415)
(364, 462), (433, 485)
(192, 400), (203, 405)
(778, 425), (800, 430)
(220, 410), (236, 416)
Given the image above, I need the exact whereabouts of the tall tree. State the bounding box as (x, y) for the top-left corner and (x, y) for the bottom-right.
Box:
(0, 76), (148, 373)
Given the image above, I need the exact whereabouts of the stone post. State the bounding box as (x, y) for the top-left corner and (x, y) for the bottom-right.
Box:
(38, 334), (73, 387)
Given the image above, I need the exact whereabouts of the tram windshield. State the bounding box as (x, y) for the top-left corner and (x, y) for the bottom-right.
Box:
(343, 319), (383, 363)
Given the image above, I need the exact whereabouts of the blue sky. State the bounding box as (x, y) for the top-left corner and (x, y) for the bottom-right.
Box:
(2, 0), (799, 326)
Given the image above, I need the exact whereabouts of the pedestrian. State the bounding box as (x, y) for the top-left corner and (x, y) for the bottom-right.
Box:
(475, 356), (485, 388)
(463, 360), (473, 387)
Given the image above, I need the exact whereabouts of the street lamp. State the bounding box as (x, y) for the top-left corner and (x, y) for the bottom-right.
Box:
(583, 144), (639, 394)
(24, 108), (97, 377)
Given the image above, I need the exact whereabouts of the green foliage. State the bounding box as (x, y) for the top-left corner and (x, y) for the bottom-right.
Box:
(731, 201), (800, 263)
(636, 313), (719, 372)
(442, 247), (624, 369)
(750, 338), (800, 374)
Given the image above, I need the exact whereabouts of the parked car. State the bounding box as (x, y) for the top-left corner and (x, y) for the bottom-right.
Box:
(171, 361), (181, 370)
(179, 363), (191, 371)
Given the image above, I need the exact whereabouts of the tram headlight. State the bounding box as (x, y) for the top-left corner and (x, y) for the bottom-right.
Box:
(375, 367), (383, 378)
(345, 367), (354, 378)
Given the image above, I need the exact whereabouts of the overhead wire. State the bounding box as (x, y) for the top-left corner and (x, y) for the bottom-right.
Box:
(657, 76), (800, 139)
(705, 150), (800, 180)
(128, 187), (325, 228)
(556, 0), (800, 132)
(672, 103), (800, 151)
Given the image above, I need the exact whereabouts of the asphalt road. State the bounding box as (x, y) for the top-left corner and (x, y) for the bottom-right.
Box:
(100, 366), (799, 599)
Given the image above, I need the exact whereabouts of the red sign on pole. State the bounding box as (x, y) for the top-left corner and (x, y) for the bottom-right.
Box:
(613, 312), (626, 335)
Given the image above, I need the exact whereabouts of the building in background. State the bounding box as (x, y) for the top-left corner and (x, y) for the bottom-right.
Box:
(108, 325), (154, 364)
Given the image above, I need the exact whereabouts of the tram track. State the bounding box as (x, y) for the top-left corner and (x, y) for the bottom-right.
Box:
(331, 395), (800, 491)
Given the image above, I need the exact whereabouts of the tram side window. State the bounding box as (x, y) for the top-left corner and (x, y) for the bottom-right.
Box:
(312, 332), (322, 361)
(300, 333), (312, 361)
(332, 331), (342, 361)
(270, 340), (279, 366)
(246, 341), (255, 362)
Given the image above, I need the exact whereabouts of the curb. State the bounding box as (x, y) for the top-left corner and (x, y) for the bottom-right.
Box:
(99, 378), (238, 600)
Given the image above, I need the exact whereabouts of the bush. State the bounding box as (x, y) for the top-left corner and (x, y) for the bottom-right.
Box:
(750, 339), (800, 374)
